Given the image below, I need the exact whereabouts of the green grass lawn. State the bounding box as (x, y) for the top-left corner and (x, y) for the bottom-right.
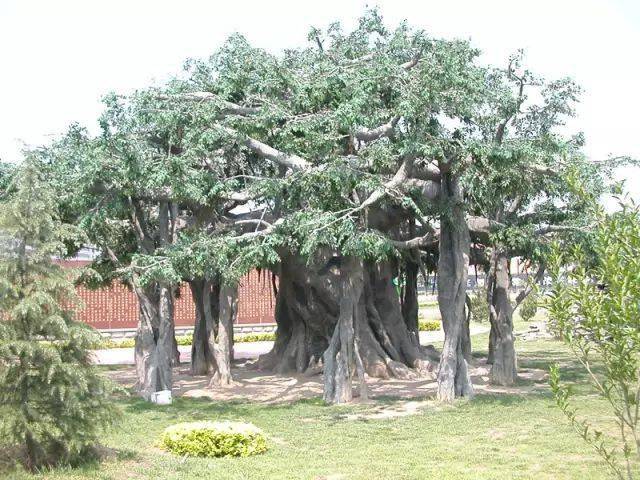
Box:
(4, 318), (634, 480)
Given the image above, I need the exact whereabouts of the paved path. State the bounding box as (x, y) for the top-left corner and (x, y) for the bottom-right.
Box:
(92, 325), (490, 366)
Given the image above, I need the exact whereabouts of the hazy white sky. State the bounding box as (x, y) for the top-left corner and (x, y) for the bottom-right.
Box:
(1, 0), (639, 196)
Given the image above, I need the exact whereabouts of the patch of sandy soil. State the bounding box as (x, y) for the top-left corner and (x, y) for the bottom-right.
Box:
(107, 357), (549, 409)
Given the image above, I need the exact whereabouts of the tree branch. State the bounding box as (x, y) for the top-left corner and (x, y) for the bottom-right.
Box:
(216, 125), (311, 171)
(388, 230), (438, 249)
(156, 92), (260, 116)
(514, 264), (545, 309)
(354, 116), (400, 142)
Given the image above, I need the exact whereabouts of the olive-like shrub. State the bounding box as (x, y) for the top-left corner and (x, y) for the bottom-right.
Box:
(469, 286), (489, 322)
(160, 421), (268, 457)
(518, 292), (538, 322)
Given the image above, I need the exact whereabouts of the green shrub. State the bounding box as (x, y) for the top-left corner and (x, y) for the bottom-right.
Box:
(469, 286), (489, 322)
(160, 421), (268, 458)
(518, 292), (538, 322)
(418, 320), (441, 332)
(176, 333), (193, 346)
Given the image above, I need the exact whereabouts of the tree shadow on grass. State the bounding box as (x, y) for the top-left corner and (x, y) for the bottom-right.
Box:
(122, 395), (326, 420)
(0, 443), (138, 479)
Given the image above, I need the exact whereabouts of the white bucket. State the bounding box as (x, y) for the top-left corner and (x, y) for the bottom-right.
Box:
(151, 390), (172, 405)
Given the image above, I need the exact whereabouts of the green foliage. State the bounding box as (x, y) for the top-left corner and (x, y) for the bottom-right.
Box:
(236, 332), (276, 343)
(545, 202), (640, 479)
(418, 320), (441, 332)
(469, 286), (489, 323)
(518, 292), (538, 322)
(160, 421), (268, 458)
(0, 160), (117, 470)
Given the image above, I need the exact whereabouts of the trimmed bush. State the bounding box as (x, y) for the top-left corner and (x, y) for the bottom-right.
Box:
(419, 320), (441, 332)
(160, 421), (268, 458)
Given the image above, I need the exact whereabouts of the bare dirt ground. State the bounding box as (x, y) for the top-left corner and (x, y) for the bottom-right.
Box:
(107, 358), (549, 407)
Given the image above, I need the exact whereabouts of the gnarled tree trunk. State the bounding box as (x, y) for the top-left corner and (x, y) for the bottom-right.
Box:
(189, 279), (220, 376)
(487, 248), (517, 385)
(134, 283), (175, 400)
(132, 201), (179, 400)
(436, 173), (474, 402)
(323, 256), (364, 404)
(210, 283), (237, 387)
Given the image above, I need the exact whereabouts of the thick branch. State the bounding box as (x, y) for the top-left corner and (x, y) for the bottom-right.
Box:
(403, 179), (440, 202)
(227, 219), (283, 242)
(388, 231), (438, 249)
(411, 162), (441, 182)
(156, 92), (260, 116)
(354, 116), (400, 142)
(359, 156), (416, 210)
(467, 215), (504, 234)
(217, 125), (311, 171)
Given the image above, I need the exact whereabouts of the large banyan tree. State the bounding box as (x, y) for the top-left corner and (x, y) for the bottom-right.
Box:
(37, 9), (614, 403)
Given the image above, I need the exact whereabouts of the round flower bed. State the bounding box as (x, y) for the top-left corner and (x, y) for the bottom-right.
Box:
(160, 421), (268, 457)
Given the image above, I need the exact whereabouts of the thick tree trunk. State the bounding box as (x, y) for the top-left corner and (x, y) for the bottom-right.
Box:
(436, 173), (474, 402)
(134, 284), (158, 397)
(134, 283), (174, 399)
(323, 257), (363, 404)
(210, 284), (237, 387)
(258, 252), (436, 380)
(487, 248), (517, 385)
(189, 279), (220, 376)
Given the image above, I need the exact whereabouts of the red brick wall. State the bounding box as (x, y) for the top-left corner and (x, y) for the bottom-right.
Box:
(58, 261), (276, 329)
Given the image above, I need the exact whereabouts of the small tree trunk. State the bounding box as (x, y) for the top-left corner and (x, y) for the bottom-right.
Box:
(487, 324), (497, 364)
(402, 255), (420, 344)
(461, 294), (472, 363)
(488, 248), (517, 385)
(210, 283), (237, 387)
(436, 173), (474, 402)
(155, 283), (174, 391)
(168, 296), (180, 367)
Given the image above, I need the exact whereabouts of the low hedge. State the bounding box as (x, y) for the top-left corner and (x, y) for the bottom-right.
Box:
(418, 320), (441, 332)
(97, 331), (277, 349)
(160, 421), (268, 458)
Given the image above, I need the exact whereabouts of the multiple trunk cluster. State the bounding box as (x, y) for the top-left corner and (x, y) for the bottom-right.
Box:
(256, 253), (437, 396)
(188, 280), (238, 386)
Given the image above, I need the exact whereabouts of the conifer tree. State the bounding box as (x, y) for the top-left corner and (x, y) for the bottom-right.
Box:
(0, 159), (116, 470)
